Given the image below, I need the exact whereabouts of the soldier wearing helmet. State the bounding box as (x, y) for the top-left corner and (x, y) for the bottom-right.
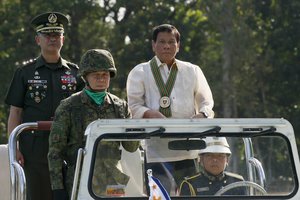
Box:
(78, 49), (117, 88)
(48, 49), (139, 199)
(179, 137), (246, 196)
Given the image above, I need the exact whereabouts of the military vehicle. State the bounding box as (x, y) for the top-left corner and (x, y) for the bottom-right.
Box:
(1, 118), (300, 199)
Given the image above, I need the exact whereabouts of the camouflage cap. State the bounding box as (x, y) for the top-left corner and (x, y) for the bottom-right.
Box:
(31, 12), (68, 33)
(79, 49), (117, 78)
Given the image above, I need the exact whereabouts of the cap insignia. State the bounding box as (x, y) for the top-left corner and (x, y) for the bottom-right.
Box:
(48, 13), (57, 23)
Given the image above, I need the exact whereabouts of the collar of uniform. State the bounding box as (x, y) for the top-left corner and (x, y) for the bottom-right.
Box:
(34, 55), (70, 70)
(154, 56), (177, 69)
(202, 170), (225, 181)
(60, 58), (71, 70)
(81, 90), (91, 104)
(35, 55), (47, 69)
(105, 93), (113, 104)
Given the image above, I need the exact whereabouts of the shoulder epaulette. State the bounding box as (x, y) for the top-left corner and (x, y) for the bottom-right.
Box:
(224, 171), (244, 180)
(69, 91), (82, 103)
(184, 173), (202, 181)
(107, 93), (125, 104)
(66, 62), (79, 69)
(59, 91), (81, 106)
(21, 58), (37, 67)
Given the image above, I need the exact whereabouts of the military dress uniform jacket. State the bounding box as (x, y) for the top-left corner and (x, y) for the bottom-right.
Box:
(48, 90), (139, 195)
(179, 171), (246, 196)
(5, 55), (81, 163)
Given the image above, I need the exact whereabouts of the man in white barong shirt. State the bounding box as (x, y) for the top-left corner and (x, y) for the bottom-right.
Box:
(126, 24), (214, 194)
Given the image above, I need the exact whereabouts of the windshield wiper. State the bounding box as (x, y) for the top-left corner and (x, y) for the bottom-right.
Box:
(187, 126), (221, 138)
(158, 126), (222, 138)
(247, 127), (277, 137)
(136, 127), (166, 138)
(135, 126), (221, 139)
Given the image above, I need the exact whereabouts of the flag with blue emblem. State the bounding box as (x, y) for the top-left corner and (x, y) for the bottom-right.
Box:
(147, 169), (171, 200)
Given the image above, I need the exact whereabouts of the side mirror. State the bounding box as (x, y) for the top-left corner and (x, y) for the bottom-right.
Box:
(168, 139), (206, 150)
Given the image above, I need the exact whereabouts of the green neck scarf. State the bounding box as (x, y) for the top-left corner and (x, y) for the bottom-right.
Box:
(84, 88), (106, 105)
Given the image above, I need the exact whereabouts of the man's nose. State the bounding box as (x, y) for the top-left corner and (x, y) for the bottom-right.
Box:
(50, 36), (58, 40)
(163, 43), (170, 49)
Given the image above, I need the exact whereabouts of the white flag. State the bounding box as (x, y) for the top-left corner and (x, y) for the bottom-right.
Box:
(148, 169), (171, 200)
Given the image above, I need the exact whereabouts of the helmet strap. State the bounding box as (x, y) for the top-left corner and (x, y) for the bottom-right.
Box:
(82, 76), (95, 91)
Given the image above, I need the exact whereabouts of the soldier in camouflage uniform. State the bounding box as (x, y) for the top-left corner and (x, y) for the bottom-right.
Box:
(48, 49), (139, 199)
(179, 137), (246, 196)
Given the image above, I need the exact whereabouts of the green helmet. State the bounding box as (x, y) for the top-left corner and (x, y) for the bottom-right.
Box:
(78, 49), (117, 78)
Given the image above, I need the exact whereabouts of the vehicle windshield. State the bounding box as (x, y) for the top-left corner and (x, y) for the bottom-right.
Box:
(87, 132), (297, 199)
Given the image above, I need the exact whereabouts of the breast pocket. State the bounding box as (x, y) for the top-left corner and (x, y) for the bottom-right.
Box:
(27, 80), (48, 103)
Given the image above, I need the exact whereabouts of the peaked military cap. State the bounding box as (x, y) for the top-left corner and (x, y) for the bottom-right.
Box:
(31, 12), (69, 33)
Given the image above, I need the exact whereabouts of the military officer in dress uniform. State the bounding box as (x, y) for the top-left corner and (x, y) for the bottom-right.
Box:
(5, 12), (82, 200)
(179, 137), (246, 196)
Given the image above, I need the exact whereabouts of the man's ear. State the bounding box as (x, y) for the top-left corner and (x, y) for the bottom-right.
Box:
(199, 155), (204, 165)
(152, 40), (156, 52)
(225, 156), (230, 166)
(176, 41), (180, 53)
(35, 35), (40, 45)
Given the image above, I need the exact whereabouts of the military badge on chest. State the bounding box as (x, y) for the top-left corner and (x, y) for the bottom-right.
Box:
(60, 70), (77, 91)
(28, 71), (47, 103)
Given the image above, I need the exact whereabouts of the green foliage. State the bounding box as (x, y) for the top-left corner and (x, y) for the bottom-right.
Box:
(0, 1), (299, 155)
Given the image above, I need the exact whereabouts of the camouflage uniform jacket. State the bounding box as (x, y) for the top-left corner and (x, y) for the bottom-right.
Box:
(48, 90), (138, 194)
(179, 170), (246, 196)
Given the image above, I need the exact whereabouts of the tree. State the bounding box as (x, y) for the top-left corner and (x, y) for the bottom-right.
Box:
(0, 0), (299, 155)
